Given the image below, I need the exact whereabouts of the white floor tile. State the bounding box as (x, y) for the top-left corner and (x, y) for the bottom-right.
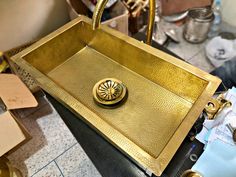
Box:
(188, 51), (215, 73)
(8, 98), (77, 176)
(32, 161), (62, 177)
(166, 25), (207, 61)
(55, 143), (101, 177)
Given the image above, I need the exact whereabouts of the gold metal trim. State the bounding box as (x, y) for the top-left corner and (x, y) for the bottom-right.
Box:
(0, 52), (9, 73)
(205, 94), (232, 119)
(92, 0), (155, 44)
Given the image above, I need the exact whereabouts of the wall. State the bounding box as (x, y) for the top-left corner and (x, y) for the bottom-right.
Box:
(0, 0), (70, 51)
(221, 0), (236, 27)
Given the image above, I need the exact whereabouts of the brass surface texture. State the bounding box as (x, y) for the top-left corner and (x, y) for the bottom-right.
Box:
(48, 46), (192, 157)
(11, 16), (221, 176)
(92, 0), (155, 44)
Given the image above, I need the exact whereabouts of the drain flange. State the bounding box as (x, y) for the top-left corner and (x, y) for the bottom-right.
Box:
(93, 78), (127, 107)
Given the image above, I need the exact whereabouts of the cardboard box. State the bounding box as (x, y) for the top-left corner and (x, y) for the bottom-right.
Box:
(0, 74), (37, 156)
(67, 0), (129, 35)
(0, 111), (29, 157)
(161, 0), (212, 16)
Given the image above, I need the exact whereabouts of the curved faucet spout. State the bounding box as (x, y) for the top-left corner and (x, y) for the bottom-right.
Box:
(92, 0), (155, 45)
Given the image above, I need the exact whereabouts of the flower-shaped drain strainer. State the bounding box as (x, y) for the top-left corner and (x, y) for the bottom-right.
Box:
(93, 78), (127, 107)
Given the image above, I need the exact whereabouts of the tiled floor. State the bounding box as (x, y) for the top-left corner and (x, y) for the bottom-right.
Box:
(165, 24), (215, 73)
(7, 23), (218, 177)
(55, 144), (101, 177)
(166, 27), (205, 61)
(7, 94), (102, 177)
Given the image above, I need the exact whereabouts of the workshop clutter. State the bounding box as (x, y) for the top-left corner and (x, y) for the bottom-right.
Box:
(67, 0), (153, 35)
(67, 0), (219, 44)
(0, 36), (40, 176)
(183, 7), (214, 43)
(0, 73), (38, 177)
(0, 74), (38, 157)
(206, 36), (236, 67)
(0, 53), (38, 175)
(193, 87), (236, 176)
(67, 0), (129, 34)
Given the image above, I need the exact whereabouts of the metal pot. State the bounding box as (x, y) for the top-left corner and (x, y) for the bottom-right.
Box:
(184, 7), (214, 43)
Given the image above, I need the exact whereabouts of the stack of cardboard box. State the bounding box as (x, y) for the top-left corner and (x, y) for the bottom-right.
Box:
(0, 74), (37, 158)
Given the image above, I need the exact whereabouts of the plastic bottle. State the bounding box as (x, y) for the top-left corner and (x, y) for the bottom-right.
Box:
(208, 0), (222, 38)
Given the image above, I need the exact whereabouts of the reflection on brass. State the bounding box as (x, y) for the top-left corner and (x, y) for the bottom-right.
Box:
(0, 52), (9, 73)
(92, 0), (155, 44)
(0, 157), (23, 177)
(11, 15), (221, 176)
(181, 170), (203, 177)
(0, 157), (9, 177)
(93, 78), (127, 107)
(205, 94), (231, 119)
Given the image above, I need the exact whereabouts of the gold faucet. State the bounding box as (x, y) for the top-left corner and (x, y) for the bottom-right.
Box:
(92, 0), (156, 45)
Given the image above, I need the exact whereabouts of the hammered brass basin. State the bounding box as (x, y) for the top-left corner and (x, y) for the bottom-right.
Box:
(11, 16), (220, 176)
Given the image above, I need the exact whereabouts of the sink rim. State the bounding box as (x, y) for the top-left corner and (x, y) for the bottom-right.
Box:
(11, 16), (221, 176)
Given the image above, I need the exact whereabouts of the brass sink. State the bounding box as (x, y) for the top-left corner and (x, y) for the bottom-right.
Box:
(11, 13), (220, 176)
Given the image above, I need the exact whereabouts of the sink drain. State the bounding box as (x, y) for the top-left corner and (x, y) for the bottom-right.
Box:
(93, 78), (127, 107)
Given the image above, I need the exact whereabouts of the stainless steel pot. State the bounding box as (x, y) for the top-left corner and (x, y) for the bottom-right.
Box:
(184, 8), (214, 43)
